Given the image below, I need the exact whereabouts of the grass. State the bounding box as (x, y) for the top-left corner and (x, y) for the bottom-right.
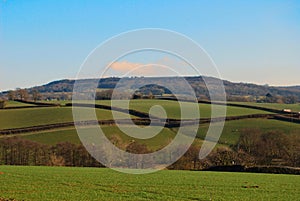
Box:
(229, 101), (300, 112)
(21, 126), (205, 151)
(4, 101), (36, 108)
(0, 100), (274, 130)
(0, 166), (299, 201)
(95, 99), (272, 119)
(0, 107), (132, 129)
(21, 118), (300, 149)
(180, 119), (300, 146)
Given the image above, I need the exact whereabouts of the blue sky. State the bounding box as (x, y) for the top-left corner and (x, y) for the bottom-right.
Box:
(1, 0), (300, 91)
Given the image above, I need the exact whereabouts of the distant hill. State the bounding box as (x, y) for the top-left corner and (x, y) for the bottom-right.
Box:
(1, 76), (300, 102)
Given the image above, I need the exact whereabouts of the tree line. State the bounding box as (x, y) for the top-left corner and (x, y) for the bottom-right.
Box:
(0, 128), (299, 170)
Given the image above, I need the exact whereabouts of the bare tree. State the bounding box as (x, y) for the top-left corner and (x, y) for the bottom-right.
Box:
(7, 90), (16, 100)
(17, 89), (29, 101)
(0, 100), (6, 109)
(31, 89), (41, 102)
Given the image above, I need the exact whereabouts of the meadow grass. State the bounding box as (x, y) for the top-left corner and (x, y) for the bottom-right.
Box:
(21, 118), (300, 149)
(0, 107), (131, 129)
(95, 99), (272, 118)
(0, 166), (299, 201)
(21, 126), (206, 151)
(1, 100), (274, 130)
(178, 119), (300, 146)
(229, 101), (300, 112)
(5, 101), (36, 108)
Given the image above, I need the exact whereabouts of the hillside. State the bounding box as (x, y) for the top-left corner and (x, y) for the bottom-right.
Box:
(1, 76), (300, 102)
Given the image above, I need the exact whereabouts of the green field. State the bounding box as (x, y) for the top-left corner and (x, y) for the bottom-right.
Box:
(20, 118), (300, 149)
(229, 101), (300, 112)
(41, 99), (300, 113)
(5, 101), (37, 108)
(94, 99), (272, 119)
(0, 166), (299, 201)
(22, 126), (184, 150)
(0, 107), (131, 129)
(194, 119), (300, 145)
(0, 100), (274, 130)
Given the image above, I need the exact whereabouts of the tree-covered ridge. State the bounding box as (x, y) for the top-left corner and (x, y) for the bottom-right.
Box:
(1, 76), (299, 103)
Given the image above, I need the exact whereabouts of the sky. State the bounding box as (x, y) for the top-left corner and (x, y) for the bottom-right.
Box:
(0, 0), (300, 91)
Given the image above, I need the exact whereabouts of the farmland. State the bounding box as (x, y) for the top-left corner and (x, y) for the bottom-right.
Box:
(0, 99), (299, 201)
(229, 101), (300, 112)
(4, 100), (36, 108)
(50, 99), (274, 118)
(0, 107), (129, 129)
(0, 166), (299, 201)
(22, 126), (182, 150)
(1, 99), (299, 149)
(20, 118), (300, 148)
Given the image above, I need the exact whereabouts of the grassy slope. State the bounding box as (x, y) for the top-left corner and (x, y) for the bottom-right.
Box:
(95, 100), (272, 118)
(43, 99), (300, 112)
(19, 125), (194, 149)
(5, 101), (36, 108)
(0, 100), (274, 130)
(229, 101), (300, 112)
(21, 118), (300, 148)
(0, 166), (299, 201)
(181, 119), (300, 145)
(22, 126), (206, 151)
(0, 107), (131, 129)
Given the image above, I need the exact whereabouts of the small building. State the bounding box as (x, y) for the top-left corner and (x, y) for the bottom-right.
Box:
(282, 109), (292, 113)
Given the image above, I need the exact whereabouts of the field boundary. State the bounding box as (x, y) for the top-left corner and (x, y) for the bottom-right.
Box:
(3, 99), (61, 110)
(203, 165), (300, 175)
(0, 114), (282, 135)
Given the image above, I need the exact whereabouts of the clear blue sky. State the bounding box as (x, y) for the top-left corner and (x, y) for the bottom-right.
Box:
(1, 0), (300, 91)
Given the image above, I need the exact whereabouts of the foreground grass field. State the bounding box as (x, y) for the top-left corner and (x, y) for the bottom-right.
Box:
(0, 166), (299, 201)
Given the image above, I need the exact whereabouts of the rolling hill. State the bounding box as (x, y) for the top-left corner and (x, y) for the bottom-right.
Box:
(1, 76), (300, 101)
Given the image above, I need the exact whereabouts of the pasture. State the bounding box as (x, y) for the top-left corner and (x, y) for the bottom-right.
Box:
(95, 99), (273, 119)
(42, 99), (273, 118)
(4, 100), (36, 108)
(21, 118), (300, 149)
(0, 107), (130, 129)
(229, 101), (300, 112)
(22, 126), (184, 150)
(194, 119), (300, 145)
(0, 166), (299, 201)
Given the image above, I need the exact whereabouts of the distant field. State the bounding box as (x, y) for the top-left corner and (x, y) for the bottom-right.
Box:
(21, 118), (300, 149)
(5, 101), (36, 108)
(229, 101), (300, 112)
(0, 107), (131, 129)
(21, 126), (181, 150)
(93, 100), (273, 119)
(181, 119), (300, 145)
(0, 100), (274, 130)
(40, 99), (300, 112)
(0, 166), (299, 201)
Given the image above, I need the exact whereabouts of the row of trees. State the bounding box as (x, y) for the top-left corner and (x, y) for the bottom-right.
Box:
(170, 129), (300, 170)
(0, 137), (102, 167)
(7, 89), (41, 102)
(0, 129), (299, 169)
